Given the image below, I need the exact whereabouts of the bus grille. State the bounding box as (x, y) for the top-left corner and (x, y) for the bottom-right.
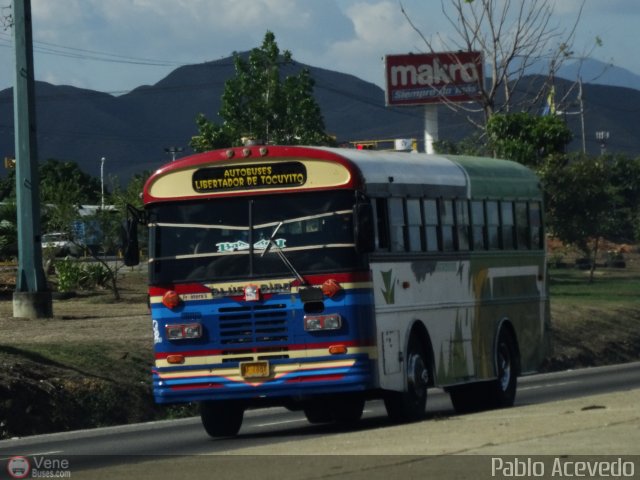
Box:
(217, 303), (288, 345)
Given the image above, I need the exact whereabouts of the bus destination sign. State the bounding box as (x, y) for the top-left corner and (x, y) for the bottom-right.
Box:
(192, 161), (307, 193)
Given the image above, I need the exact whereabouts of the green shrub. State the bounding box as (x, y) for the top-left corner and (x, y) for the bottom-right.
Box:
(54, 258), (83, 292)
(80, 262), (111, 289)
(55, 259), (112, 292)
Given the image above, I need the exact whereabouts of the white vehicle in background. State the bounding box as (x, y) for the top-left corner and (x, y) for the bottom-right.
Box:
(41, 232), (82, 257)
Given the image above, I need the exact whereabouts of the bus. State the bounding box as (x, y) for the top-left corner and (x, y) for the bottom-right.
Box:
(122, 145), (551, 437)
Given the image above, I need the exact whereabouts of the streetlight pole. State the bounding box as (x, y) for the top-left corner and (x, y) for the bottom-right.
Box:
(100, 156), (106, 209)
(164, 146), (183, 162)
(595, 131), (610, 155)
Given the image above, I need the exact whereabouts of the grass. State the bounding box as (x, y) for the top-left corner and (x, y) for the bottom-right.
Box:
(545, 258), (640, 371)
(549, 267), (640, 306)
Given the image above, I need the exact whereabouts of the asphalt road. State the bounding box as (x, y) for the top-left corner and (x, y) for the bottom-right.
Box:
(1, 362), (639, 478)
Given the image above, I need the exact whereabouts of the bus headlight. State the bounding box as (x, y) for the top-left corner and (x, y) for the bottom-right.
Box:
(166, 323), (202, 340)
(304, 314), (342, 331)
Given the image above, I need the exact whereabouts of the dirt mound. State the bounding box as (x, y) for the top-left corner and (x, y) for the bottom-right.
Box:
(0, 349), (156, 438)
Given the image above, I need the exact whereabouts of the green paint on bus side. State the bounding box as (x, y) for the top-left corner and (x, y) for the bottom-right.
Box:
(444, 155), (542, 200)
(380, 269), (396, 304)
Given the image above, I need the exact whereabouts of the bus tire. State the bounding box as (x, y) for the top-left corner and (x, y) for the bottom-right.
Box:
(303, 402), (334, 424)
(449, 328), (518, 413)
(303, 394), (365, 424)
(448, 383), (488, 413)
(384, 334), (429, 423)
(200, 401), (244, 437)
(486, 327), (518, 409)
(332, 394), (365, 424)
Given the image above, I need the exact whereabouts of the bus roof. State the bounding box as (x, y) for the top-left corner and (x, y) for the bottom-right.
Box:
(315, 147), (542, 200)
(143, 146), (541, 203)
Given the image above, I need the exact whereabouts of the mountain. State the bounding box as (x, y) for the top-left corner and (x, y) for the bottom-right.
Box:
(557, 58), (640, 92)
(1, 56), (640, 183)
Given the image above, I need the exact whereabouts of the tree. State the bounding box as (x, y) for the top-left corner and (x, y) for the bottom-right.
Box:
(538, 153), (616, 282)
(402, 0), (585, 127)
(0, 202), (17, 260)
(1, 159), (101, 235)
(109, 170), (149, 212)
(606, 155), (640, 243)
(38, 159), (101, 234)
(81, 170), (151, 300)
(1, 3), (11, 30)
(486, 112), (572, 167)
(190, 114), (233, 152)
(191, 31), (332, 150)
(110, 170), (150, 257)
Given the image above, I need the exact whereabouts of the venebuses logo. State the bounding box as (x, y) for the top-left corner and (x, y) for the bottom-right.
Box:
(385, 51), (483, 106)
(6, 456), (72, 478)
(6, 456), (30, 479)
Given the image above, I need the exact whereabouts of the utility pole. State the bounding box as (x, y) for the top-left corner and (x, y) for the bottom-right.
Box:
(12, 0), (52, 317)
(100, 156), (106, 209)
(578, 79), (586, 154)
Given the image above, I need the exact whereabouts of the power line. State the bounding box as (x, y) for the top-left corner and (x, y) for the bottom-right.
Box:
(0, 31), (202, 67)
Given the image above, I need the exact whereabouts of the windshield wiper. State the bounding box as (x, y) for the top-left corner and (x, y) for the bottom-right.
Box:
(261, 222), (308, 286)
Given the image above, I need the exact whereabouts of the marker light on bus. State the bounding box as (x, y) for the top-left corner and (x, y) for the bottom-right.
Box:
(304, 314), (342, 331)
(328, 345), (348, 355)
(321, 279), (342, 298)
(162, 290), (181, 309)
(166, 354), (185, 364)
(165, 323), (202, 340)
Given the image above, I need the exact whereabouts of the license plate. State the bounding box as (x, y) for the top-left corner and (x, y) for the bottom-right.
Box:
(240, 360), (269, 378)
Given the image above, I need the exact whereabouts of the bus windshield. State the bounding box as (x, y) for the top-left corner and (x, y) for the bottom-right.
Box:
(147, 190), (364, 285)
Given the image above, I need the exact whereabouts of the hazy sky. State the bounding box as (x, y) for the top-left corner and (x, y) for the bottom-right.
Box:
(0, 0), (637, 94)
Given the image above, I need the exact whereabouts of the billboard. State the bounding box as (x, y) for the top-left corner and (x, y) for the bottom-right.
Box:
(385, 51), (483, 106)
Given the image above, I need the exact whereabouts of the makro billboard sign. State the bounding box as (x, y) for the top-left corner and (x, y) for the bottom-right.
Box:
(385, 51), (483, 106)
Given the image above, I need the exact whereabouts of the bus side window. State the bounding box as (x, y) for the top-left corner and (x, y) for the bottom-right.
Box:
(486, 201), (500, 250)
(529, 201), (543, 249)
(515, 202), (529, 249)
(471, 200), (486, 250)
(439, 199), (455, 252)
(406, 198), (423, 252)
(501, 201), (515, 250)
(423, 199), (439, 252)
(455, 200), (470, 251)
(374, 198), (390, 251)
(389, 198), (406, 252)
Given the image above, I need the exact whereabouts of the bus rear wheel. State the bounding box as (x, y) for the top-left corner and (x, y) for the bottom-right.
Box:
(486, 328), (518, 408)
(200, 400), (245, 437)
(384, 335), (429, 422)
(449, 328), (518, 413)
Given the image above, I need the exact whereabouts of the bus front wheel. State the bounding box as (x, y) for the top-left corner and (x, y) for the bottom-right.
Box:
(200, 400), (245, 437)
(303, 402), (334, 424)
(384, 335), (429, 422)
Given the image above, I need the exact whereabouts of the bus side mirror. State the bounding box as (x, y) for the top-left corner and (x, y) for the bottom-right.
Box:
(354, 203), (375, 253)
(121, 216), (140, 267)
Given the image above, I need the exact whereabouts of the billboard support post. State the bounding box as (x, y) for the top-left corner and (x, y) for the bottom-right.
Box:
(424, 104), (438, 154)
